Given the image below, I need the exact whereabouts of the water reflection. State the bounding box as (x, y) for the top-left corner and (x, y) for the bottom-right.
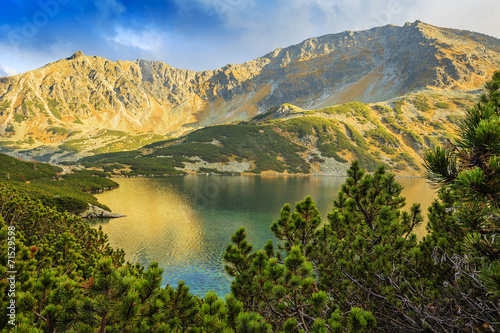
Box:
(92, 175), (436, 297)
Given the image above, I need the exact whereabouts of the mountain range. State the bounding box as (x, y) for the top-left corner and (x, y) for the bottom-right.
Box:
(1, 21), (499, 175)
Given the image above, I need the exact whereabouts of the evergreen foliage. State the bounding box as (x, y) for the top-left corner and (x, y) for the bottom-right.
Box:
(0, 185), (260, 332)
(222, 72), (500, 331)
(224, 162), (423, 332)
(278, 117), (380, 171)
(81, 124), (310, 175)
(0, 154), (117, 214)
(2, 72), (500, 333)
(421, 70), (500, 330)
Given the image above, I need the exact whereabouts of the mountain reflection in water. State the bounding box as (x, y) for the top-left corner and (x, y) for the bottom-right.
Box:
(92, 176), (436, 297)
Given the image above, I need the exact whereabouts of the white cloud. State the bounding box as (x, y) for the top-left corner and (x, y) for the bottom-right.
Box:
(278, 0), (411, 33)
(199, 0), (500, 71)
(128, 0), (500, 72)
(2, 0), (500, 76)
(161, 0), (418, 70)
(109, 26), (164, 54)
(407, 0), (500, 39)
(0, 64), (18, 77)
(0, 40), (74, 76)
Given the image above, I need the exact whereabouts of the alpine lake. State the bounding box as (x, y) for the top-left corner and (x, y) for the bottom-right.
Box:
(88, 175), (436, 297)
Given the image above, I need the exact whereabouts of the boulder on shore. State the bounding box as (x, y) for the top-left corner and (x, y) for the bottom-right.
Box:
(79, 204), (126, 219)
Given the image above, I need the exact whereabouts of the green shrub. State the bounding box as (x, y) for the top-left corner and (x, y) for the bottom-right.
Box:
(344, 123), (367, 148)
(48, 98), (63, 119)
(373, 104), (393, 113)
(381, 145), (397, 155)
(0, 100), (11, 114)
(430, 121), (446, 130)
(320, 102), (372, 121)
(13, 113), (24, 123)
(416, 115), (429, 122)
(452, 98), (468, 107)
(435, 102), (450, 109)
(47, 126), (69, 135)
(365, 127), (399, 146)
(446, 114), (466, 125)
(392, 152), (420, 169)
(39, 195), (89, 215)
(414, 95), (433, 112)
(0, 153), (118, 211)
(393, 99), (406, 114)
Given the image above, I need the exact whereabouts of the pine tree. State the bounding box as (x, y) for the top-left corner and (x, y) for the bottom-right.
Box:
(423, 71), (500, 330)
(224, 225), (330, 331)
(0, 184), (234, 332)
(310, 162), (422, 331)
(224, 164), (422, 332)
(270, 195), (321, 257)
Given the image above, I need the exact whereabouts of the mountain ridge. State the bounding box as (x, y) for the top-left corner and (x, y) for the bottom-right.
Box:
(0, 21), (499, 166)
(77, 91), (479, 177)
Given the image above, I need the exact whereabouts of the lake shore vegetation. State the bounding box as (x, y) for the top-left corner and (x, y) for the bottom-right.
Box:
(1, 72), (499, 332)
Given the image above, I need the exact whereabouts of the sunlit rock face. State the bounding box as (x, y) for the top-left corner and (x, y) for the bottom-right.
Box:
(0, 21), (499, 153)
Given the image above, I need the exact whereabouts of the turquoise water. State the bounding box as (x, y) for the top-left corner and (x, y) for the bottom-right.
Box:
(90, 175), (435, 297)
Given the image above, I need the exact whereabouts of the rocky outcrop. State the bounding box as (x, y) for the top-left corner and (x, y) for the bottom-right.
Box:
(180, 157), (252, 173)
(79, 204), (126, 219)
(0, 21), (499, 156)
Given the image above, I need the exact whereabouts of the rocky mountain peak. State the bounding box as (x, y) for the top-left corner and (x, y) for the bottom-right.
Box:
(404, 20), (424, 28)
(0, 21), (499, 148)
(67, 50), (85, 60)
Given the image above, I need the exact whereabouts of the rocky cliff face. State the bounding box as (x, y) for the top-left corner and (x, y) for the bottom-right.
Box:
(0, 21), (499, 151)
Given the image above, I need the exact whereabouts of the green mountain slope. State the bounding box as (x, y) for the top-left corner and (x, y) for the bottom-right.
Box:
(79, 90), (476, 176)
(1, 21), (499, 164)
(0, 154), (117, 214)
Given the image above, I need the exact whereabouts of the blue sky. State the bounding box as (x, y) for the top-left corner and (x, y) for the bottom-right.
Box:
(1, 0), (499, 77)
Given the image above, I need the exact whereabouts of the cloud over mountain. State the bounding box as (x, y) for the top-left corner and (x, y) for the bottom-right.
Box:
(1, 0), (499, 77)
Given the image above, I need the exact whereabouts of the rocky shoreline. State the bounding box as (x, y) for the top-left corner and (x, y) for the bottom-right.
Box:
(79, 168), (422, 220)
(85, 185), (120, 194)
(108, 170), (424, 178)
(79, 203), (126, 219)
(79, 185), (125, 219)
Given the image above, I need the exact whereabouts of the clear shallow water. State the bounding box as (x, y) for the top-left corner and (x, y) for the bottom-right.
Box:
(90, 175), (436, 297)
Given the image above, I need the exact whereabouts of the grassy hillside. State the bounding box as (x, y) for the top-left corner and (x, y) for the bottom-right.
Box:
(0, 130), (166, 164)
(77, 90), (475, 176)
(0, 154), (117, 214)
(80, 124), (310, 175)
